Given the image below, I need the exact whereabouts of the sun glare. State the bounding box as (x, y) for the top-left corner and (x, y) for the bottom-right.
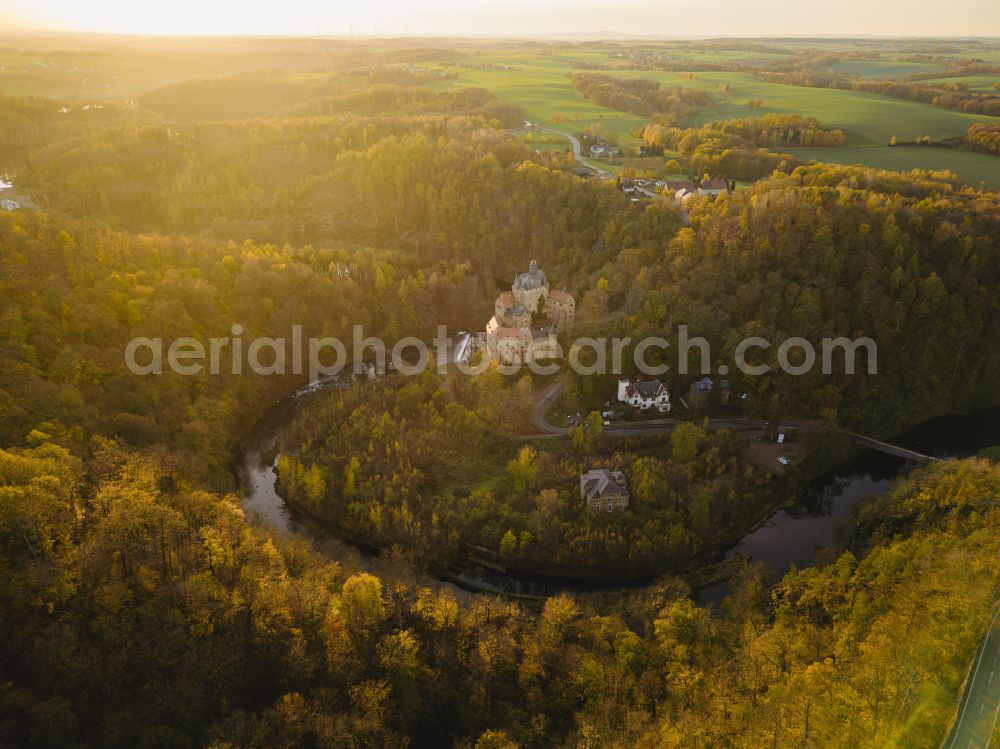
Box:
(10, 0), (1000, 37)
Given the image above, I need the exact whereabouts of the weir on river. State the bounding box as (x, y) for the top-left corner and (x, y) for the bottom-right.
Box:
(848, 433), (938, 463)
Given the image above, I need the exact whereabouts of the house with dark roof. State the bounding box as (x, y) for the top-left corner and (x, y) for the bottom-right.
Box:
(580, 469), (629, 512)
(617, 378), (671, 413)
(698, 179), (729, 197)
(689, 377), (717, 407)
(664, 179), (697, 193)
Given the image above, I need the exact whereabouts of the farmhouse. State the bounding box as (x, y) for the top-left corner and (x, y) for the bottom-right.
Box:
(698, 179), (729, 197)
(689, 377), (716, 407)
(580, 469), (630, 512)
(589, 143), (621, 158)
(673, 188), (696, 204)
(617, 378), (671, 412)
(664, 179), (697, 193)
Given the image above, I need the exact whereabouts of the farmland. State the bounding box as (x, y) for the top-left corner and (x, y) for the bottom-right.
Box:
(825, 59), (946, 79)
(920, 74), (999, 91)
(787, 144), (1000, 188)
(0, 35), (998, 187)
(429, 44), (1000, 187)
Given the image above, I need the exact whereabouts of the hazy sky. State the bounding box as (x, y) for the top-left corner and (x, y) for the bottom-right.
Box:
(2, 0), (998, 37)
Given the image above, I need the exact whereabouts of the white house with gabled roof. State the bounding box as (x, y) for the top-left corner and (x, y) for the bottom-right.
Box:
(618, 378), (671, 412)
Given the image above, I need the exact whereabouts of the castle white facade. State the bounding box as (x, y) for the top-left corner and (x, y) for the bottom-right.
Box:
(485, 261), (575, 365)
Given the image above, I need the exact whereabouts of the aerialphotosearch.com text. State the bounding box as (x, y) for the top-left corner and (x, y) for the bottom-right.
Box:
(125, 324), (877, 380)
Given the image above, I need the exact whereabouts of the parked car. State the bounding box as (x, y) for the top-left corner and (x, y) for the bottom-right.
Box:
(778, 456), (791, 465)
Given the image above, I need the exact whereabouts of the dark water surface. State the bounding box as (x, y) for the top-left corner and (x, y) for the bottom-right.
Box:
(697, 407), (1000, 607)
(236, 365), (999, 606)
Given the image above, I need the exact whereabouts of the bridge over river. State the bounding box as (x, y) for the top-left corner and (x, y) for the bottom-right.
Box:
(848, 433), (939, 463)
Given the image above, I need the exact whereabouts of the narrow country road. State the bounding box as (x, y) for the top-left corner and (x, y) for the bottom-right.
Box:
(529, 124), (677, 203)
(533, 125), (614, 180)
(945, 605), (1000, 749)
(530, 376), (570, 435)
(528, 375), (768, 438)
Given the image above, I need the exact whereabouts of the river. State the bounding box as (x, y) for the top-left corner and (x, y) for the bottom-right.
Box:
(236, 334), (475, 594)
(236, 361), (1000, 606)
(696, 407), (1000, 606)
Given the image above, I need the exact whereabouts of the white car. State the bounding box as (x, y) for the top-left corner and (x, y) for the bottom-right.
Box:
(777, 456), (791, 466)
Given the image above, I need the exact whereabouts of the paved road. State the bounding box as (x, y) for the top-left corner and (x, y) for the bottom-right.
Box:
(528, 376), (768, 438)
(531, 377), (570, 435)
(527, 122), (695, 226)
(534, 126), (615, 180)
(946, 605), (1000, 749)
(606, 418), (767, 436)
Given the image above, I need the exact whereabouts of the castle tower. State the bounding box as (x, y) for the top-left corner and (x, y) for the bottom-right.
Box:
(511, 260), (549, 313)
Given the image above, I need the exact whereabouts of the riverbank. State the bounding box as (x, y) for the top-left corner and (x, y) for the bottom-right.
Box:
(235, 346), (1000, 605)
(243, 371), (853, 601)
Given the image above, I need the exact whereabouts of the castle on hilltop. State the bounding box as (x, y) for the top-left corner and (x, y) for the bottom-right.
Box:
(485, 260), (575, 365)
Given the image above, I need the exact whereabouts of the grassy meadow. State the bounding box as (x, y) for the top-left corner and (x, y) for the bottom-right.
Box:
(788, 144), (1000, 188)
(921, 74), (999, 91)
(426, 44), (1000, 187)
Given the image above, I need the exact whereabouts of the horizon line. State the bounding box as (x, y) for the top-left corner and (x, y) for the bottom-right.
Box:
(1, 28), (999, 41)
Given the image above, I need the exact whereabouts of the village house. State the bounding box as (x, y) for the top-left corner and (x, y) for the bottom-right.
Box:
(664, 179), (697, 193)
(690, 376), (715, 402)
(617, 378), (671, 412)
(663, 180), (699, 204)
(673, 188), (696, 204)
(698, 179), (729, 197)
(580, 468), (630, 512)
(589, 143), (621, 158)
(689, 377), (737, 409)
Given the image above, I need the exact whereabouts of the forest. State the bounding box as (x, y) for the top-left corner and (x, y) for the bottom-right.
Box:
(571, 73), (713, 121)
(635, 114), (844, 180)
(964, 122), (1000, 154)
(2, 434), (997, 747)
(275, 369), (777, 573)
(0, 33), (999, 749)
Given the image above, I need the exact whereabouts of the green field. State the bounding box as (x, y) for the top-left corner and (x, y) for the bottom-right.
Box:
(972, 49), (1000, 65)
(826, 60), (947, 79)
(2, 36), (999, 190)
(579, 68), (997, 145)
(433, 49), (1000, 187)
(787, 145), (1000, 189)
(436, 50), (647, 139)
(921, 74), (1000, 92)
(439, 50), (999, 144)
